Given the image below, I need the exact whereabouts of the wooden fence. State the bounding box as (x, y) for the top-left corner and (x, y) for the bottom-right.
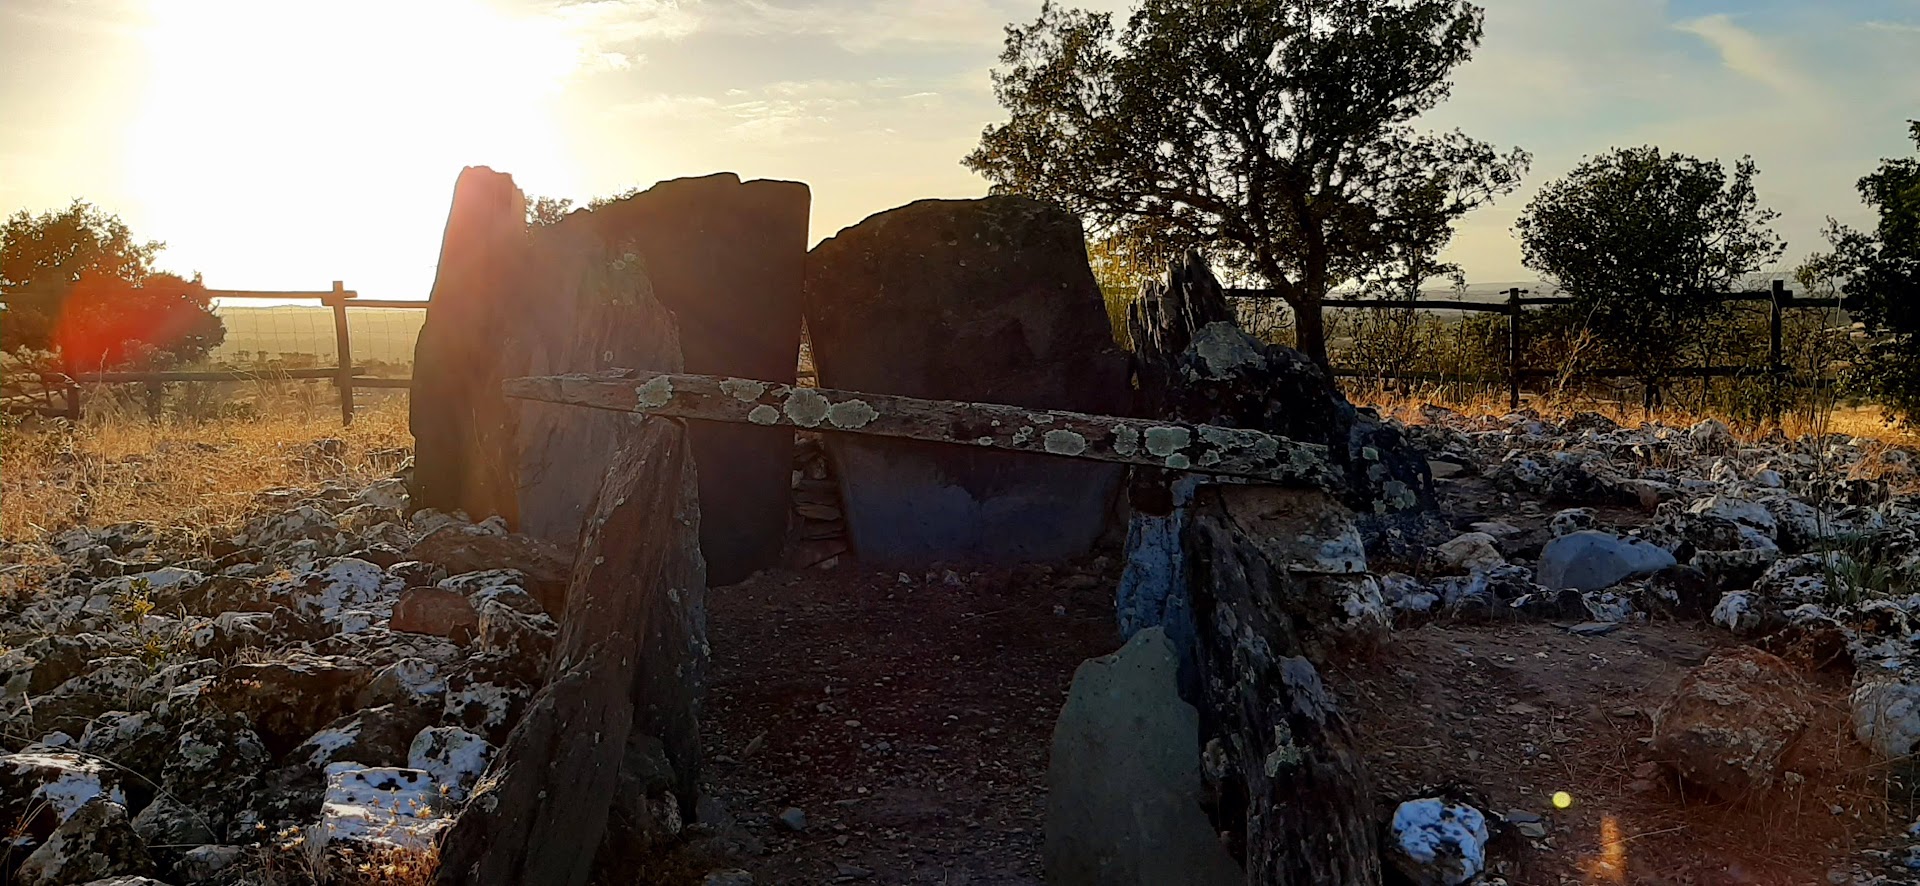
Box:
(5, 277), (1847, 426)
(1231, 279), (1846, 409)
(4, 283), (428, 426)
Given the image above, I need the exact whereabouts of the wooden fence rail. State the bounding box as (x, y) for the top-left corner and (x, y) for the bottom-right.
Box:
(1230, 279), (1846, 409)
(6, 276), (1849, 425)
(1, 283), (431, 425)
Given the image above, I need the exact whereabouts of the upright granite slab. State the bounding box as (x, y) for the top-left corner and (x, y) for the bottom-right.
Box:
(576, 174), (809, 585)
(1044, 627), (1242, 885)
(410, 167), (530, 526)
(802, 197), (1129, 566)
(410, 169), (807, 584)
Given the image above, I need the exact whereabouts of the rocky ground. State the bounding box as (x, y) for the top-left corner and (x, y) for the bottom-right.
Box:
(4, 405), (1920, 885)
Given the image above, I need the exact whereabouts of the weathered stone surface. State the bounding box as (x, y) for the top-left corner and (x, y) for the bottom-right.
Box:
(77, 712), (171, 790)
(1538, 530), (1677, 592)
(204, 654), (371, 756)
(571, 173), (809, 585)
(412, 170), (806, 585)
(1651, 648), (1812, 798)
(1124, 255), (1437, 541)
(437, 417), (708, 886)
(172, 844), (244, 882)
(134, 713), (269, 845)
(1385, 798), (1490, 886)
(320, 764), (448, 851)
(1852, 668), (1920, 760)
(409, 726), (494, 805)
(1434, 532), (1504, 573)
(802, 196), (1129, 566)
(391, 586), (480, 642)
(409, 527), (569, 615)
(474, 600), (558, 664)
(16, 798), (154, 886)
(0, 752), (127, 836)
(289, 704), (438, 772)
(1117, 251), (1394, 884)
(1043, 627), (1241, 885)
(410, 166), (531, 526)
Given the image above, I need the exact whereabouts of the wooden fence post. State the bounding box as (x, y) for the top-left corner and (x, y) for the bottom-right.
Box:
(328, 280), (355, 427)
(64, 382), (80, 422)
(1506, 287), (1523, 409)
(1768, 279), (1786, 371)
(1768, 278), (1787, 424)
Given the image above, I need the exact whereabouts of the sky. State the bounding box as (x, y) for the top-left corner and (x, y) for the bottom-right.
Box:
(0, 0), (1916, 299)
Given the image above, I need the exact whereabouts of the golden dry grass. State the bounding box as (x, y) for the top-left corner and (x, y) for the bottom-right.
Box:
(1349, 381), (1919, 447)
(1, 394), (413, 546)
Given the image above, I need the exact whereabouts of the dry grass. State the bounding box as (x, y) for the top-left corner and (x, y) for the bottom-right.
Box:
(1349, 381), (1920, 448)
(0, 394), (412, 546)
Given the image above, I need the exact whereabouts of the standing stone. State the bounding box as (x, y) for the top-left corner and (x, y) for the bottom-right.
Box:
(803, 196), (1130, 566)
(410, 167), (529, 526)
(409, 169), (808, 585)
(508, 209), (685, 549)
(569, 174), (809, 584)
(1044, 628), (1242, 886)
(435, 417), (708, 886)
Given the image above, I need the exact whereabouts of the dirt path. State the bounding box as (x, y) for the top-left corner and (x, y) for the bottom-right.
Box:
(688, 459), (1907, 885)
(699, 558), (1122, 884)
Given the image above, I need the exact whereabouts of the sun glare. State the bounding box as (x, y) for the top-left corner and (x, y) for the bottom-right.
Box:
(130, 0), (585, 295)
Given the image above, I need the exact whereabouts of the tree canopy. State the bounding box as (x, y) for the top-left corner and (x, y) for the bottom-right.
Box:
(1827, 122), (1920, 420)
(1514, 147), (1784, 387)
(1, 201), (223, 370)
(964, 0), (1529, 365)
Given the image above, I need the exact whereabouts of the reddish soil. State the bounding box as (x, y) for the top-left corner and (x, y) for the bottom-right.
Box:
(682, 465), (1909, 885)
(1330, 621), (1890, 885)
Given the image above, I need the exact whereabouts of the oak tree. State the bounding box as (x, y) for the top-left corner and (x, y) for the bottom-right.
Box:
(1826, 122), (1920, 420)
(0, 200), (223, 370)
(964, 0), (1529, 366)
(1515, 147), (1784, 391)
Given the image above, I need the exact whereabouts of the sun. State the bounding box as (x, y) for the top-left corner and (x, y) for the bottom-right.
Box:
(129, 0), (586, 295)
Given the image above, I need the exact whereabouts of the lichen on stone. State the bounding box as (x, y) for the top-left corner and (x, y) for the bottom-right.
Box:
(781, 388), (831, 427)
(827, 399), (878, 430)
(635, 375), (674, 409)
(1043, 429), (1089, 456)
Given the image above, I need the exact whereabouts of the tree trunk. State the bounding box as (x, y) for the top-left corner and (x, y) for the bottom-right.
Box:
(1120, 250), (1382, 885)
(434, 417), (707, 886)
(1292, 291), (1330, 371)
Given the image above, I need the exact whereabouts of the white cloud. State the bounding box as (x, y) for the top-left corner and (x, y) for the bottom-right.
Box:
(703, 0), (1014, 52)
(1674, 13), (1810, 99)
(609, 77), (967, 145)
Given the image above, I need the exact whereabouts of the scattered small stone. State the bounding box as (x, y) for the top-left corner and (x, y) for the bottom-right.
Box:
(777, 807), (808, 832)
(1387, 798), (1489, 886)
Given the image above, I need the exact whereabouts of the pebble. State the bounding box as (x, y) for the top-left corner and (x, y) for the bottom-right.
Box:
(777, 807), (808, 832)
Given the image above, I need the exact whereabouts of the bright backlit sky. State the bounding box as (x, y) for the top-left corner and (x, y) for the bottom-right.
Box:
(1, 0), (1916, 298)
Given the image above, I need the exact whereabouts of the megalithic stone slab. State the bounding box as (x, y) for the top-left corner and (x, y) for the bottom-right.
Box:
(580, 174), (809, 585)
(1044, 627), (1243, 885)
(802, 196), (1130, 566)
(510, 223), (684, 548)
(409, 166), (529, 524)
(434, 416), (708, 886)
(408, 169), (805, 584)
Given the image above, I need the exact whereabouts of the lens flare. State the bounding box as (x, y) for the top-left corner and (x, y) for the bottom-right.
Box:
(1552, 791), (1573, 809)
